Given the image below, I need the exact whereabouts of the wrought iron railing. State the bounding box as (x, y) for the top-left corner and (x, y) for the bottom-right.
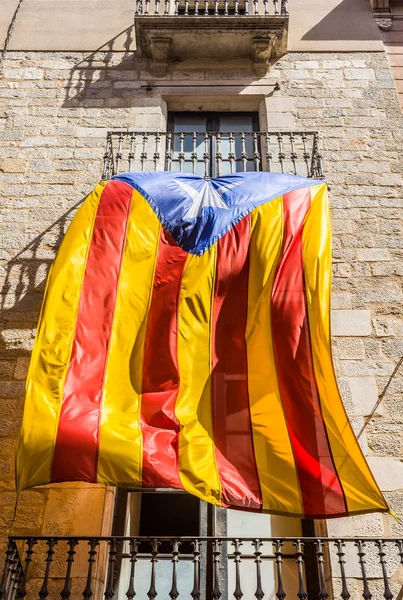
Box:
(102, 131), (324, 179)
(135, 0), (288, 16)
(1, 536), (402, 600)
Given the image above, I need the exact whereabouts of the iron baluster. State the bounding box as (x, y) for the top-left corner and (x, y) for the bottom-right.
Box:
(273, 0), (279, 15)
(102, 131), (113, 179)
(232, 540), (243, 600)
(315, 540), (329, 600)
(273, 540), (286, 600)
(153, 132), (161, 171)
(224, 0), (229, 15)
(191, 540), (201, 600)
(216, 132), (222, 177)
(253, 132), (261, 171)
(214, 0), (219, 15)
(169, 540), (180, 600)
(185, 0), (189, 14)
(194, 0), (199, 15)
(234, 0), (239, 15)
(228, 132), (235, 174)
(253, 0), (258, 15)
(178, 133), (185, 172)
(10, 558), (23, 600)
(396, 540), (403, 567)
(140, 133), (148, 171)
(155, 0), (160, 14)
(244, 0), (249, 15)
(128, 133), (136, 172)
(289, 132), (297, 175)
(263, 0), (269, 15)
(265, 133), (272, 171)
(104, 538), (119, 600)
(135, 0), (143, 15)
(375, 541), (393, 600)
(212, 540), (222, 600)
(301, 133), (310, 177)
(311, 132), (323, 178)
(191, 131), (198, 174)
(174, 0), (179, 14)
(164, 0), (170, 13)
(16, 538), (37, 600)
(281, 0), (288, 14)
(277, 132), (285, 173)
(203, 132), (210, 178)
(145, 0), (150, 14)
(147, 540), (160, 600)
(240, 132), (247, 172)
(82, 539), (99, 600)
(165, 132), (172, 170)
(293, 540), (307, 600)
(335, 541), (350, 600)
(355, 541), (372, 600)
(204, 0), (209, 16)
(126, 539), (140, 600)
(39, 539), (57, 600)
(115, 132), (124, 174)
(0, 539), (17, 600)
(252, 540), (264, 600)
(60, 539), (78, 600)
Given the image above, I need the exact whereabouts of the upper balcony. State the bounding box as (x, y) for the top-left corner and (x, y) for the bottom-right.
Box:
(134, 0), (289, 76)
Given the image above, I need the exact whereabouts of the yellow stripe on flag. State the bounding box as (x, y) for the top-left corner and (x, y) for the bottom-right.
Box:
(246, 198), (304, 516)
(175, 247), (222, 505)
(97, 189), (161, 486)
(16, 182), (106, 491)
(302, 184), (388, 514)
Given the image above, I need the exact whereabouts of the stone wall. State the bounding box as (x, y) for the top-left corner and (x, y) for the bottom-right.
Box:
(0, 48), (403, 592)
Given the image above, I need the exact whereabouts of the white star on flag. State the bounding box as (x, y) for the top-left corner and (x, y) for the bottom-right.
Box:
(177, 179), (244, 219)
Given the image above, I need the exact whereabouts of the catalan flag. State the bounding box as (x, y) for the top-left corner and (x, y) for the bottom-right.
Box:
(17, 171), (388, 519)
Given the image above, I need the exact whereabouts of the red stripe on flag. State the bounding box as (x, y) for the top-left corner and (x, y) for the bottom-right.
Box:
(141, 228), (188, 488)
(51, 180), (132, 483)
(212, 216), (262, 510)
(271, 188), (347, 517)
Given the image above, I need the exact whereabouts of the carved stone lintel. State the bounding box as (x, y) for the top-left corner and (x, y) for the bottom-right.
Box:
(375, 17), (392, 31)
(252, 36), (275, 77)
(149, 37), (171, 77)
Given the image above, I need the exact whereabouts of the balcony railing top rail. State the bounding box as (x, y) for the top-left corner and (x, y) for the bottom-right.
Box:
(2, 536), (402, 600)
(102, 130), (324, 180)
(135, 0), (288, 16)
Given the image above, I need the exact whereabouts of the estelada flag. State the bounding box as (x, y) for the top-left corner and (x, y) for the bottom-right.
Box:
(16, 171), (388, 519)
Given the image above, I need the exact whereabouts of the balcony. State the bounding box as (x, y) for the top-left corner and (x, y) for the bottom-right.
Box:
(1, 535), (402, 600)
(101, 130), (324, 179)
(134, 0), (289, 76)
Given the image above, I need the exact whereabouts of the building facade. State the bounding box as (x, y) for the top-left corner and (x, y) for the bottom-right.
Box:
(1, 0), (403, 598)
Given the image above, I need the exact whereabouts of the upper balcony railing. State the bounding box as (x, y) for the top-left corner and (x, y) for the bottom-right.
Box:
(102, 130), (324, 180)
(1, 536), (403, 600)
(135, 0), (288, 16)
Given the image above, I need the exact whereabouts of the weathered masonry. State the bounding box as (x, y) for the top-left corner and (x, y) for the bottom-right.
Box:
(1, 0), (403, 598)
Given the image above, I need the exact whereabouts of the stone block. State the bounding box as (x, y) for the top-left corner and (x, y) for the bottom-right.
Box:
(331, 310), (372, 336)
(373, 318), (395, 337)
(0, 159), (27, 173)
(336, 338), (365, 359)
(345, 68), (376, 80)
(357, 248), (391, 262)
(338, 376), (382, 417)
(341, 360), (395, 376)
(14, 357), (30, 380)
(24, 69), (44, 80)
(367, 458), (403, 491)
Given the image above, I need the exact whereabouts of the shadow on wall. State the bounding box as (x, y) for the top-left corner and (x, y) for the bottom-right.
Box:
(63, 26), (136, 108)
(301, 0), (381, 41)
(0, 201), (83, 356)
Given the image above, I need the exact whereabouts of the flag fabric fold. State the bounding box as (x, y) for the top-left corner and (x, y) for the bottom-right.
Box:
(16, 171), (388, 519)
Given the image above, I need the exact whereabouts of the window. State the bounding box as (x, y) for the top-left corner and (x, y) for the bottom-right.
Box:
(167, 112), (260, 176)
